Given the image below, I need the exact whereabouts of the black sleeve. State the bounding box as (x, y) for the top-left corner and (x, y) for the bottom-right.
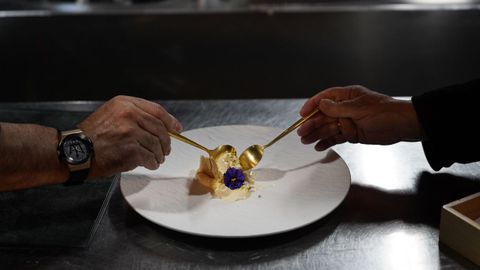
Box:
(411, 78), (480, 171)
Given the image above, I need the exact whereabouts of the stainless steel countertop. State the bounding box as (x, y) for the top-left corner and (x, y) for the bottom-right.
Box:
(3, 0), (480, 17)
(1, 99), (480, 269)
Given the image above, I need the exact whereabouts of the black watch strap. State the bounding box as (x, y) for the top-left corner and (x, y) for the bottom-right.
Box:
(64, 169), (89, 186)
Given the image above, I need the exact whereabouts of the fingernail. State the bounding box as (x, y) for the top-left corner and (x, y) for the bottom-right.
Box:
(174, 122), (183, 132)
(320, 99), (335, 105)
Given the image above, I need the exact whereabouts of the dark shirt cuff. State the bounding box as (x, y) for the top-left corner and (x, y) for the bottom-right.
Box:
(412, 78), (480, 171)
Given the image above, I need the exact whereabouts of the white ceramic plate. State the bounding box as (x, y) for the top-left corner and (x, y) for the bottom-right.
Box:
(120, 125), (351, 238)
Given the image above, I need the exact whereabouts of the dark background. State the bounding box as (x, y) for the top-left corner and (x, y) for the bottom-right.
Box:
(1, 1), (480, 101)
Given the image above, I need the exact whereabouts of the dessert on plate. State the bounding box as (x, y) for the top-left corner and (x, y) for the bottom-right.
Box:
(195, 151), (255, 202)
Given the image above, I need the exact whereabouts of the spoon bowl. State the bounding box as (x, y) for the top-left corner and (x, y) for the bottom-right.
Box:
(238, 144), (264, 171)
(209, 144), (237, 161)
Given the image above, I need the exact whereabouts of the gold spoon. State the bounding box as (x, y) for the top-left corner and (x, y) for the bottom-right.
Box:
(239, 108), (320, 171)
(168, 131), (237, 160)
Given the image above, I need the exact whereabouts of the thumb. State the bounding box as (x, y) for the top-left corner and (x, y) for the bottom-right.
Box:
(319, 99), (358, 118)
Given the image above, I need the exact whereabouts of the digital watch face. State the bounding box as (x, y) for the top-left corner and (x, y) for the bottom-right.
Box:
(62, 136), (91, 164)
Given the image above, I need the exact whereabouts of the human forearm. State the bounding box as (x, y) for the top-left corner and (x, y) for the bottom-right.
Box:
(0, 123), (69, 191)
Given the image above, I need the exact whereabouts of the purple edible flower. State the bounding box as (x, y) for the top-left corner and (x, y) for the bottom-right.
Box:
(223, 167), (246, 190)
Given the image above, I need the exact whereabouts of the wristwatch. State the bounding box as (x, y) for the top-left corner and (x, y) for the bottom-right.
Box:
(57, 129), (94, 185)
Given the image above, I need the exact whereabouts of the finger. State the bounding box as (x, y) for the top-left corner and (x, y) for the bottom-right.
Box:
(119, 98), (172, 156)
(337, 118), (359, 143)
(135, 143), (161, 170)
(168, 113), (183, 133)
(106, 140), (159, 173)
(300, 121), (340, 144)
(300, 98), (321, 118)
(135, 128), (165, 165)
(300, 86), (354, 117)
(314, 134), (347, 151)
(130, 98), (182, 154)
(134, 109), (172, 156)
(297, 114), (337, 137)
(319, 98), (362, 119)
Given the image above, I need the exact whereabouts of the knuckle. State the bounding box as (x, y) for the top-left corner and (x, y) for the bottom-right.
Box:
(112, 95), (129, 102)
(118, 125), (136, 137)
(119, 106), (136, 119)
(123, 144), (143, 165)
(330, 123), (339, 134)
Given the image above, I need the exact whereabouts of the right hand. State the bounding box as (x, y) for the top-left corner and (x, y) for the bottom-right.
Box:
(297, 85), (423, 151)
(77, 95), (183, 178)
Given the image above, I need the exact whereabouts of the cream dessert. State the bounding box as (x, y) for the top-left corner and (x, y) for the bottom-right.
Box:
(195, 152), (255, 201)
